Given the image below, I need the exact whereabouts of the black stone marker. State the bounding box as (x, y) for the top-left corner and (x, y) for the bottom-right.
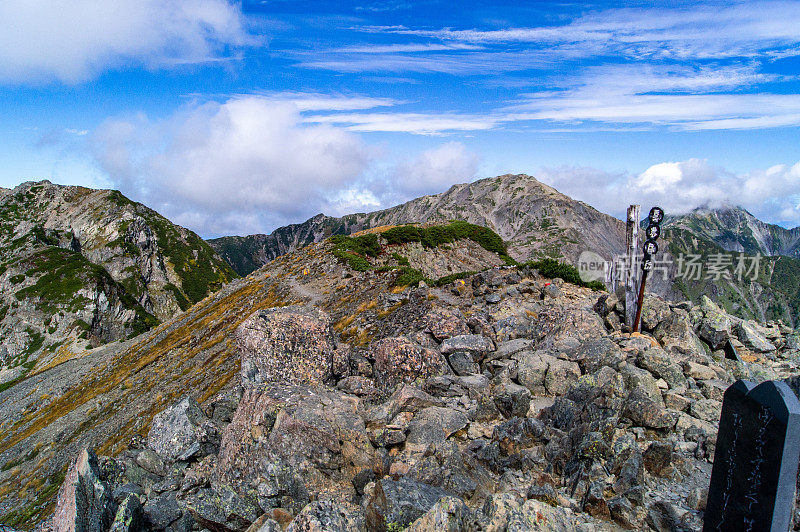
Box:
(704, 379), (800, 531)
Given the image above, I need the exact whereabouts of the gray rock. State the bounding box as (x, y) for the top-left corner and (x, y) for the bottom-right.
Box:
(447, 351), (479, 376)
(689, 398), (722, 423)
(143, 492), (181, 530)
(514, 350), (555, 395)
(134, 449), (165, 476)
(185, 486), (259, 532)
(147, 397), (218, 462)
(620, 365), (664, 406)
(640, 295), (671, 331)
(541, 284), (562, 300)
(492, 381), (532, 418)
(491, 338), (535, 361)
(486, 293), (502, 304)
(109, 494), (144, 532)
(406, 407), (469, 449)
(285, 498), (365, 532)
(375, 477), (453, 528)
(637, 347), (686, 389)
(440, 334), (495, 356)
(544, 358), (581, 395)
(408, 495), (473, 532)
(735, 321), (776, 352)
(52, 449), (116, 532)
(492, 417), (544, 456)
(699, 309), (731, 350)
(624, 390), (676, 429)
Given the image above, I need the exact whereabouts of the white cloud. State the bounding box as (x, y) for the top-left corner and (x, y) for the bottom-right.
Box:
(0, 0), (252, 83)
(505, 65), (800, 130)
(244, 92), (400, 111)
(365, 1), (800, 60)
(304, 112), (499, 135)
(538, 159), (800, 225)
(393, 142), (479, 197)
(90, 97), (374, 236)
(88, 95), (485, 236)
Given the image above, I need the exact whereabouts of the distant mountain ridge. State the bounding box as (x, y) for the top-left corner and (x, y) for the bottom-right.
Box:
(663, 205), (800, 258)
(209, 174), (628, 276)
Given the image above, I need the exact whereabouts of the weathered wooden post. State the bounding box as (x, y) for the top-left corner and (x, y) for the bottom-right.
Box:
(624, 205), (640, 329)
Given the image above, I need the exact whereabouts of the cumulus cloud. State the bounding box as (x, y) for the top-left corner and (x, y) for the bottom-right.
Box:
(0, 0), (252, 83)
(89, 96), (484, 236)
(392, 142), (480, 197)
(538, 158), (800, 226)
(91, 97), (374, 236)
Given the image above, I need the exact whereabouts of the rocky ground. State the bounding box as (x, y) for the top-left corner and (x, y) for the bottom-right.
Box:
(31, 261), (800, 531)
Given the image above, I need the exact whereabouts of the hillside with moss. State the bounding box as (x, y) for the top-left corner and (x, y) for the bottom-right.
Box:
(0, 181), (238, 393)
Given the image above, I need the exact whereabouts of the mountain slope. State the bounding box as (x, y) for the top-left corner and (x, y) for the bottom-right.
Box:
(209, 174), (627, 275)
(0, 181), (238, 384)
(0, 225), (510, 526)
(664, 206), (800, 258)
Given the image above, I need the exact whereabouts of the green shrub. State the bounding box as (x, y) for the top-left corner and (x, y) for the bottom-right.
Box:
(329, 233), (382, 271)
(382, 221), (511, 262)
(393, 267), (427, 287)
(9, 274), (24, 284)
(521, 258), (606, 291)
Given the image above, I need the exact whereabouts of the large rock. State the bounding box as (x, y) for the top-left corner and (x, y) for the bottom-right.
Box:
(636, 347), (686, 389)
(698, 298), (732, 350)
(370, 477), (453, 528)
(285, 498), (365, 532)
(440, 334), (495, 357)
(640, 295), (671, 331)
(408, 496), (473, 532)
(424, 308), (469, 341)
(109, 495), (144, 532)
(147, 397), (219, 462)
(735, 321), (776, 353)
(185, 486), (260, 532)
(373, 337), (447, 389)
(653, 311), (708, 362)
(405, 407), (469, 450)
(544, 358), (581, 396)
(235, 306), (343, 387)
(514, 351), (556, 395)
(623, 390), (676, 429)
(215, 384), (373, 501)
(52, 449), (116, 532)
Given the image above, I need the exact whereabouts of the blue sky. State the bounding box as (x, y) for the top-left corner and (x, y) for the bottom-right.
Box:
(1, 0), (799, 236)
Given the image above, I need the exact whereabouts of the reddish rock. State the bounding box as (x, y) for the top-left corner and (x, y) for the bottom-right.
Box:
(424, 308), (469, 341)
(235, 306), (341, 387)
(372, 337), (447, 390)
(52, 448), (115, 532)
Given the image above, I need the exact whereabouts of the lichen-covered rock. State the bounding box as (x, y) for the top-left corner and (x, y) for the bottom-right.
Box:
(369, 477), (453, 528)
(285, 498), (365, 532)
(147, 397), (219, 462)
(544, 358), (581, 396)
(654, 311), (708, 362)
(640, 295), (671, 331)
(185, 486), (260, 532)
(215, 384), (373, 502)
(373, 337), (446, 389)
(52, 449), (116, 532)
(235, 306), (341, 387)
(698, 299), (732, 350)
(405, 406), (469, 450)
(109, 494), (143, 532)
(623, 390), (676, 429)
(637, 347), (686, 389)
(424, 308), (469, 341)
(735, 321), (776, 353)
(514, 351), (555, 395)
(440, 334), (495, 356)
(407, 496), (474, 532)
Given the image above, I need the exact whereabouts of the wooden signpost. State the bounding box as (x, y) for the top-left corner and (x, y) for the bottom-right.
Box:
(632, 206), (663, 332)
(624, 205), (640, 329)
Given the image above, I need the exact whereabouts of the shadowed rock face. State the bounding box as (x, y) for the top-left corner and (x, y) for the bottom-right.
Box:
(52, 449), (115, 532)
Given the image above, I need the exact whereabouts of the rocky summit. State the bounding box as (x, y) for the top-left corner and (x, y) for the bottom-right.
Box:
(4, 219), (800, 531)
